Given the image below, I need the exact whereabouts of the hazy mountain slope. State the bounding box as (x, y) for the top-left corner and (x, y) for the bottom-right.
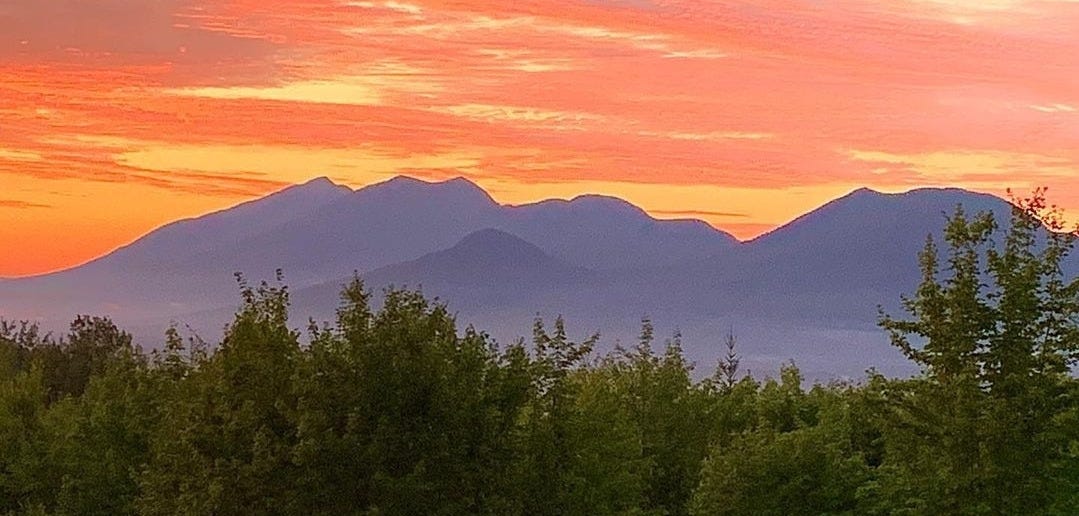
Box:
(4, 179), (1074, 381)
(0, 176), (734, 323)
(501, 195), (737, 271)
(290, 228), (598, 319)
(664, 188), (1042, 326)
(0, 177), (354, 321)
(103, 177), (353, 270)
(197, 176), (505, 286)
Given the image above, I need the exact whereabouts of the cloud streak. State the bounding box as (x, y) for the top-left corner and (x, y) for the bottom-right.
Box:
(0, 199), (49, 210)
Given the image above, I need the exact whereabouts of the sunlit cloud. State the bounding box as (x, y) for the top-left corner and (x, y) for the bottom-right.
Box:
(1030, 104), (1077, 113)
(0, 149), (44, 162)
(639, 130), (774, 142)
(348, 1), (424, 15)
(2, 0), (1078, 274)
(473, 49), (579, 72)
(662, 49), (728, 59)
(164, 61), (442, 105)
(167, 79), (386, 106)
(849, 149), (1079, 181)
(115, 141), (484, 180)
(435, 104), (606, 128)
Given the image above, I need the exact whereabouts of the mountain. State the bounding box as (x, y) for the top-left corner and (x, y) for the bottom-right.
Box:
(291, 229), (597, 319)
(106, 176), (353, 268)
(366, 228), (592, 285)
(2, 178), (1071, 380)
(196, 176), (506, 286)
(706, 187), (1017, 324)
(0, 176), (733, 323)
(501, 195), (735, 270)
(0, 177), (355, 322)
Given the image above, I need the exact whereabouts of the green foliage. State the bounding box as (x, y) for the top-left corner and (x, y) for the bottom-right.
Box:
(291, 278), (530, 514)
(877, 190), (1079, 514)
(600, 322), (713, 515)
(0, 191), (1077, 514)
(138, 273), (301, 515)
(692, 418), (869, 516)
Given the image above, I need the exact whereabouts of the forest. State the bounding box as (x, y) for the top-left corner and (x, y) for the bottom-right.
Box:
(2, 193), (1079, 515)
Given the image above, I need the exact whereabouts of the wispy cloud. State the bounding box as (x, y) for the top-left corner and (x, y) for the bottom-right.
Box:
(651, 209), (749, 218)
(2, 0), (1079, 274)
(0, 149), (44, 162)
(0, 199), (49, 209)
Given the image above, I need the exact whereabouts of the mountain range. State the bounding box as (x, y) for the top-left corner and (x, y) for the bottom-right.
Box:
(2, 176), (1071, 380)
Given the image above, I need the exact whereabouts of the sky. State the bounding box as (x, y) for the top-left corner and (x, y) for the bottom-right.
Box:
(1, 0), (1077, 277)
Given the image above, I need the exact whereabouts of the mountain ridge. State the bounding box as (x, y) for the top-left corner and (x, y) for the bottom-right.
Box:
(2, 176), (1067, 379)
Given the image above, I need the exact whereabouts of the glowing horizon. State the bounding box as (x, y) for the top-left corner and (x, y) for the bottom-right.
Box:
(1, 0), (1077, 276)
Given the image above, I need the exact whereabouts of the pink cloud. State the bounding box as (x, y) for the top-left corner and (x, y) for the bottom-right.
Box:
(2, 0), (1078, 274)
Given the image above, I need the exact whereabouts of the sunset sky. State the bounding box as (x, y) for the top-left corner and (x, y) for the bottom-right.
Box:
(1, 0), (1078, 277)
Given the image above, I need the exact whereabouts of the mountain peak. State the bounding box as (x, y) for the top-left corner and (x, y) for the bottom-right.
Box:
(847, 186), (995, 200)
(300, 176), (341, 187)
(444, 175), (483, 189)
(449, 228), (550, 264)
(359, 175), (497, 204)
(380, 175), (426, 187)
(517, 194), (649, 219)
(569, 194), (648, 215)
(848, 187), (884, 198)
(457, 227), (536, 248)
(285, 176), (351, 195)
(375, 175), (478, 189)
(750, 185), (1010, 247)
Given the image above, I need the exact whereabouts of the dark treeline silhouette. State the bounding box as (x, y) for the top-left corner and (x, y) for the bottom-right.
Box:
(2, 192), (1079, 515)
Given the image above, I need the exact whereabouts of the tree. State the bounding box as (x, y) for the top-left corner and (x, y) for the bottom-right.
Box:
(692, 370), (871, 516)
(47, 347), (158, 515)
(877, 191), (1079, 513)
(292, 279), (533, 514)
(139, 273), (301, 515)
(513, 317), (649, 514)
(0, 365), (55, 514)
(714, 327), (742, 391)
(0, 321), (45, 379)
(601, 319), (713, 515)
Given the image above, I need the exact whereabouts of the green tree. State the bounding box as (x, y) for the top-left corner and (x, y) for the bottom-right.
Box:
(602, 320), (713, 515)
(46, 347), (158, 515)
(291, 279), (534, 514)
(0, 321), (45, 379)
(138, 273), (301, 515)
(0, 366), (55, 514)
(514, 317), (648, 514)
(877, 191), (1079, 513)
(692, 369), (870, 516)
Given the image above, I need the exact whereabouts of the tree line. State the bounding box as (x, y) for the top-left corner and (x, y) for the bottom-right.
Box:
(2, 192), (1078, 515)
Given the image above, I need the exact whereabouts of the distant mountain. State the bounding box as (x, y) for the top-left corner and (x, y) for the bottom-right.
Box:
(368, 228), (591, 285)
(502, 195), (735, 270)
(0, 177), (355, 322)
(106, 176), (353, 269)
(710, 187), (1017, 323)
(202, 176), (506, 286)
(291, 229), (597, 319)
(0, 176), (733, 323)
(2, 178), (1072, 380)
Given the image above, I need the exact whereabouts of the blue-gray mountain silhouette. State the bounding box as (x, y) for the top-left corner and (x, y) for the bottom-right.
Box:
(1, 176), (1072, 379)
(291, 228), (596, 317)
(0, 176), (733, 322)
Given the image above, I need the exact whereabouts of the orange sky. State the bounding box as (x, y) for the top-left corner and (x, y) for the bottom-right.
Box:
(1, 0), (1078, 277)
